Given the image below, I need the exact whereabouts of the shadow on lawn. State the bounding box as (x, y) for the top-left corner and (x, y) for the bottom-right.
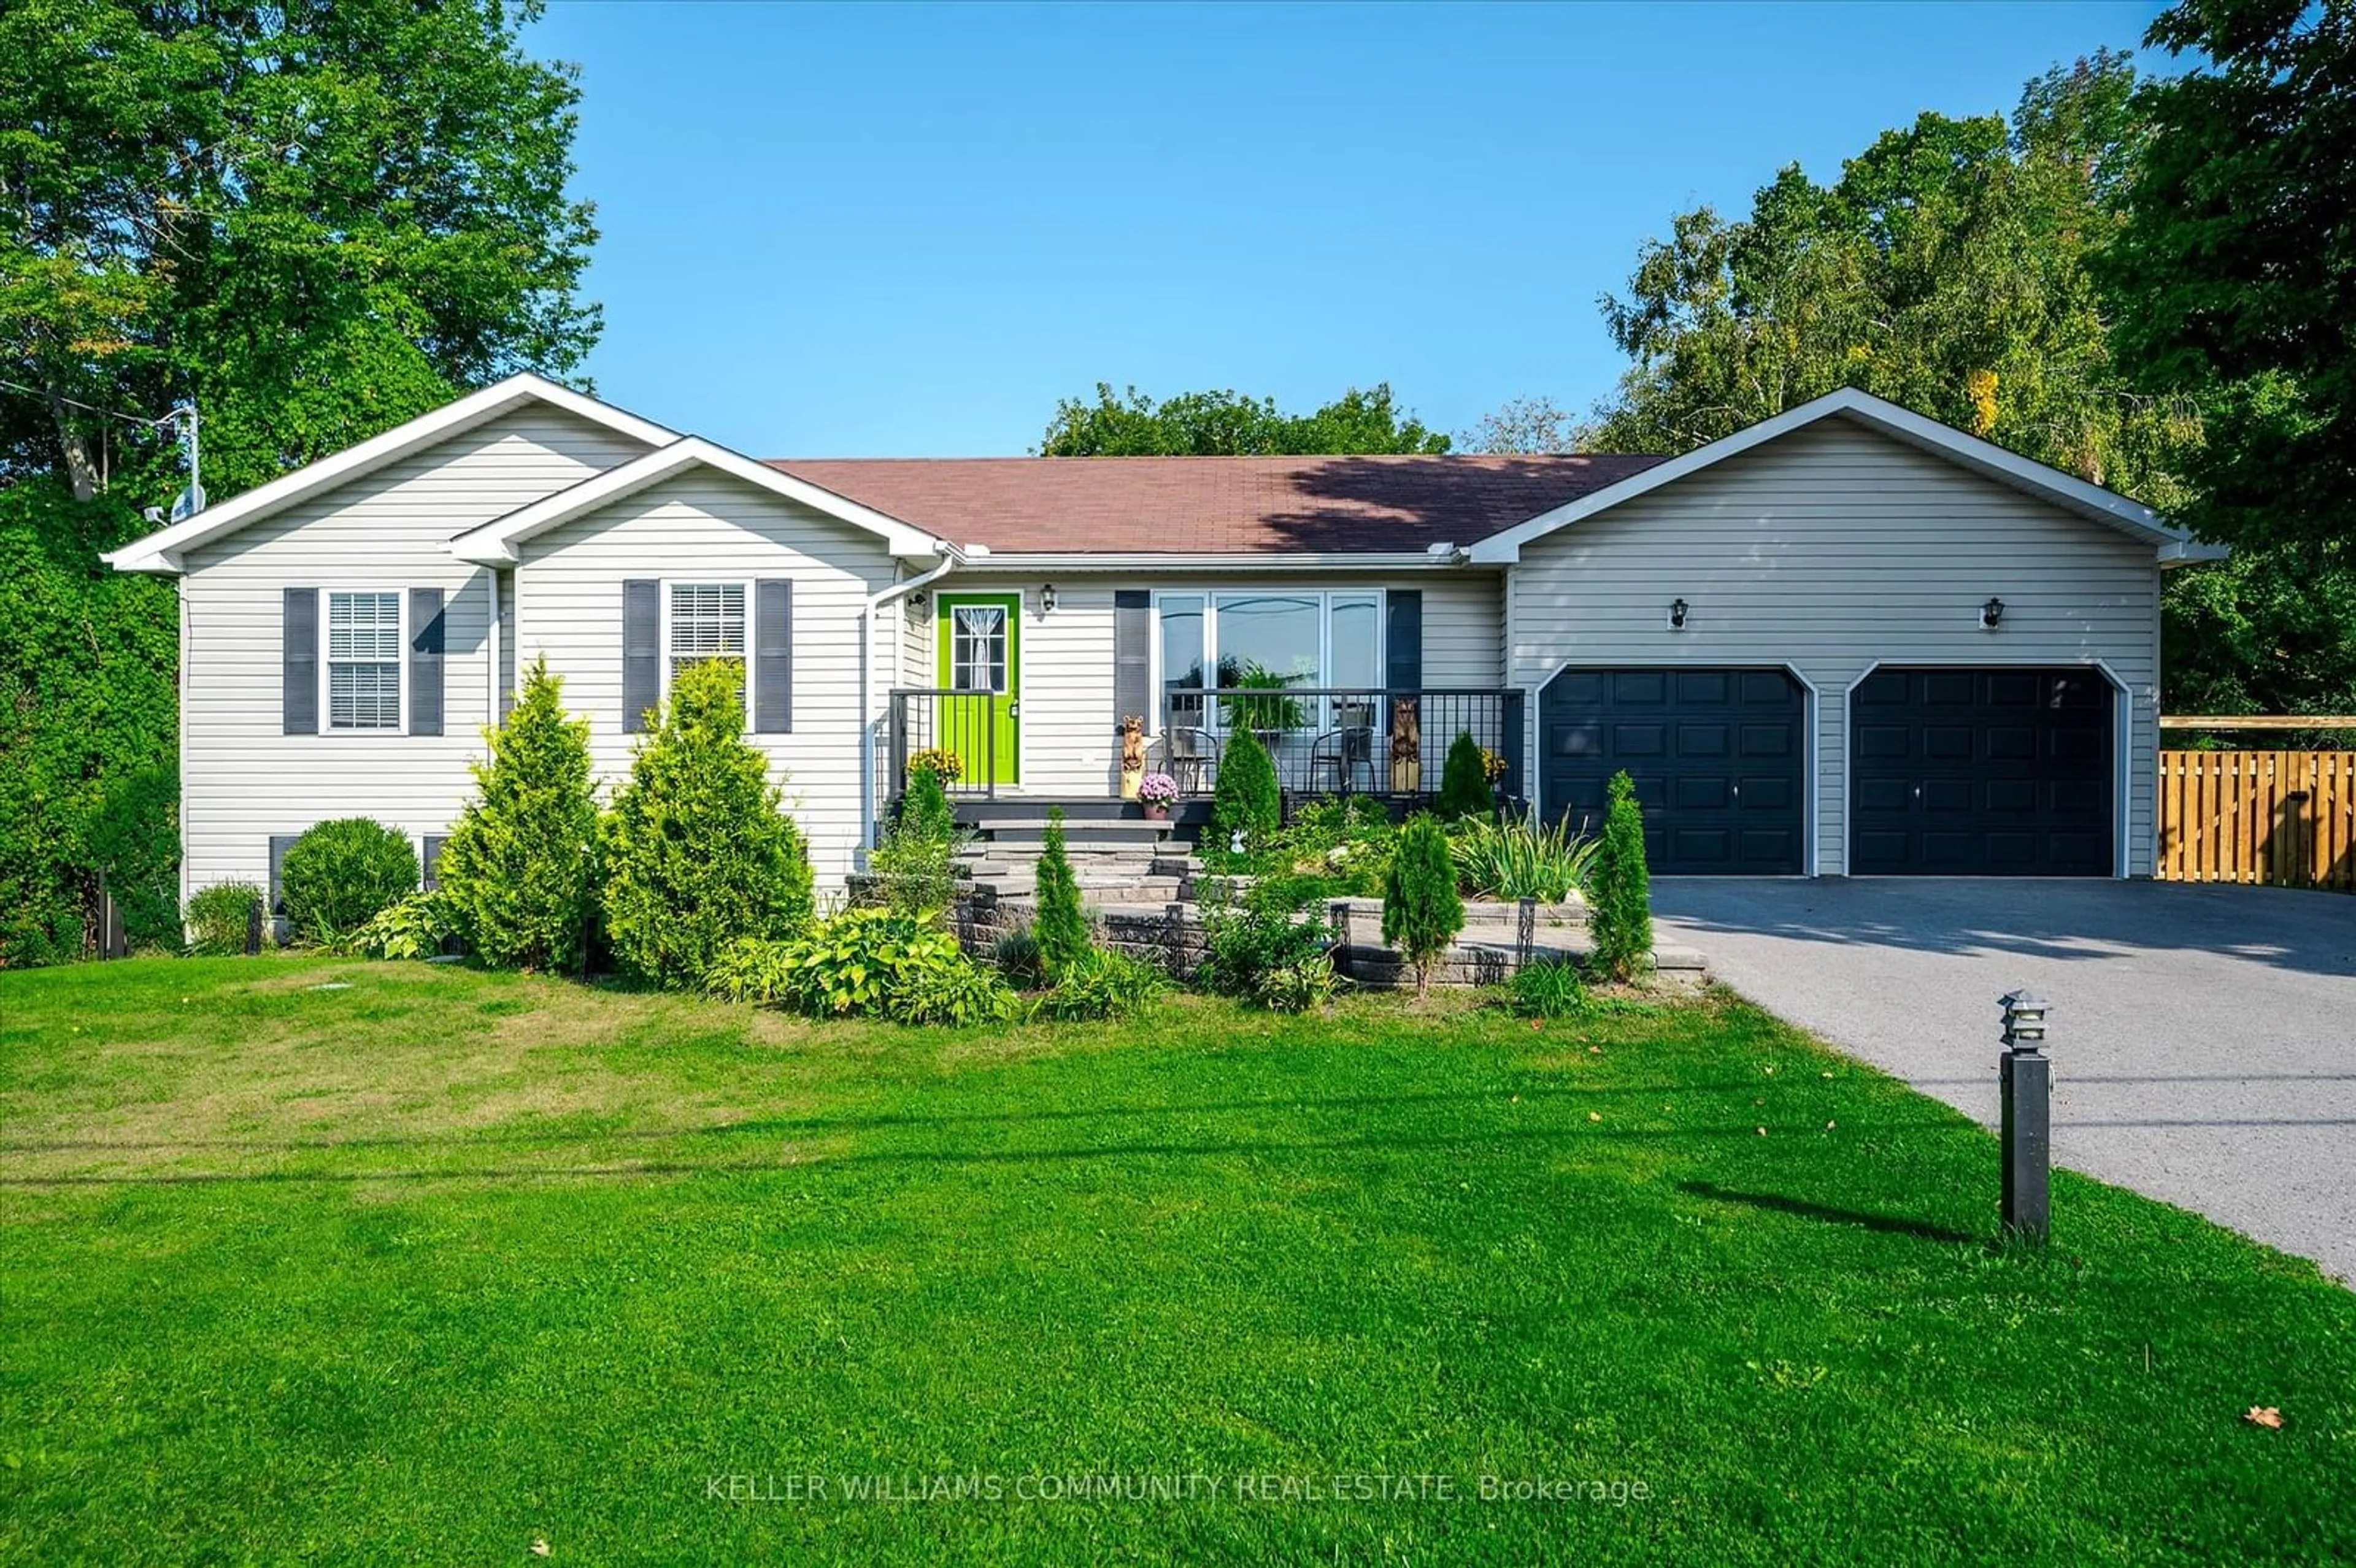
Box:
(0, 1113), (1968, 1188)
(0, 1082), (1931, 1156)
(1679, 1179), (1977, 1246)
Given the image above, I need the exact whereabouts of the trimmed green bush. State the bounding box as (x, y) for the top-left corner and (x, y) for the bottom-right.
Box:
(1588, 769), (1653, 983)
(436, 656), (598, 972)
(1435, 729), (1492, 819)
(601, 659), (814, 990)
(280, 818), (418, 946)
(1210, 724), (1281, 857)
(1032, 805), (1092, 980)
(1382, 813), (1464, 997)
(183, 881), (262, 956)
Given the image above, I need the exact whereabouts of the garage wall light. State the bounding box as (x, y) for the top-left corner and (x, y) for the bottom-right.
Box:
(1668, 598), (1689, 631)
(1981, 596), (2005, 630)
(1041, 582), (1058, 613)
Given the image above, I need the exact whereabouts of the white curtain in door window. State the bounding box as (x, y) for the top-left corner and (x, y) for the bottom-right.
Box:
(952, 605), (1007, 693)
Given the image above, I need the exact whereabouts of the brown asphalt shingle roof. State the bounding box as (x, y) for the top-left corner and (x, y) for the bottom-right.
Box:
(763, 453), (1668, 555)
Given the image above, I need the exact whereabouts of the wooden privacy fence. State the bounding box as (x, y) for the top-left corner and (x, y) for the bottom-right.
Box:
(2158, 751), (2356, 891)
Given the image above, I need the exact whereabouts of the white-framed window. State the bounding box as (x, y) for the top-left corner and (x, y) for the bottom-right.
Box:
(1150, 589), (1385, 732)
(664, 580), (747, 696)
(325, 590), (403, 731)
(949, 602), (1009, 694)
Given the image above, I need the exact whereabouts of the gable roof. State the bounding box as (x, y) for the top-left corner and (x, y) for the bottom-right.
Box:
(101, 374), (675, 573)
(1468, 387), (2224, 564)
(448, 437), (950, 564)
(764, 453), (1666, 556)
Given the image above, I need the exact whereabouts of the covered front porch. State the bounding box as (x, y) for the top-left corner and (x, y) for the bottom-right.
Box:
(879, 684), (1526, 831)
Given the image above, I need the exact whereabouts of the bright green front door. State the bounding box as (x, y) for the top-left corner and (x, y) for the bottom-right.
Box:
(936, 593), (1020, 786)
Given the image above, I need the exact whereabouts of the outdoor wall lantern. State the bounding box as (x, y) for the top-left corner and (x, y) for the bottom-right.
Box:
(1668, 598), (1690, 631)
(1981, 596), (2006, 629)
(1041, 582), (1059, 613)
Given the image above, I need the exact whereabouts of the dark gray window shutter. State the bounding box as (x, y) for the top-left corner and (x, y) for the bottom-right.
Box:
(409, 588), (445, 736)
(283, 589), (318, 734)
(269, 834), (300, 915)
(753, 578), (793, 734)
(421, 834), (447, 890)
(622, 579), (660, 733)
(1385, 590), (1423, 693)
(1113, 590), (1150, 731)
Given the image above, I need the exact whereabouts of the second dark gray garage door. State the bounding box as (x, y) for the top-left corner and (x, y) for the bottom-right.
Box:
(1849, 666), (2114, 875)
(1540, 667), (1807, 874)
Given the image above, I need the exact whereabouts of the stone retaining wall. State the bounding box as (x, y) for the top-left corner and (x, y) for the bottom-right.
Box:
(951, 889), (1704, 992)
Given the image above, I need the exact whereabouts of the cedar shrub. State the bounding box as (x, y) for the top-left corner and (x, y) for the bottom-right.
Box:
(437, 656), (599, 971)
(1588, 769), (1653, 983)
(1382, 813), (1463, 997)
(1031, 805), (1093, 980)
(600, 658), (814, 989)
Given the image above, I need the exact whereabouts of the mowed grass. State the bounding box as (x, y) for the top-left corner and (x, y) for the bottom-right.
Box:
(0, 958), (2350, 1566)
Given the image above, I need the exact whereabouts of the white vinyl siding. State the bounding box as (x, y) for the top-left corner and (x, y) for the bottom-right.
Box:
(511, 469), (896, 893)
(175, 405), (653, 902)
(1506, 417), (2163, 876)
(944, 572), (1503, 794)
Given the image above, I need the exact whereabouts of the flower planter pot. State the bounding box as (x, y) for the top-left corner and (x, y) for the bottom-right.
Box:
(1141, 803), (1171, 821)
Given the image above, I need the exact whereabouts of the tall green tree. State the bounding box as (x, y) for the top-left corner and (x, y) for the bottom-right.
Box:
(1589, 50), (2188, 507)
(2103, 0), (2356, 718)
(0, 0), (602, 963)
(0, 480), (179, 965)
(1, 0), (602, 501)
(1039, 383), (1449, 456)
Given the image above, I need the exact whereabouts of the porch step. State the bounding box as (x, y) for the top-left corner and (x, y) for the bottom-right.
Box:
(970, 822), (1170, 848)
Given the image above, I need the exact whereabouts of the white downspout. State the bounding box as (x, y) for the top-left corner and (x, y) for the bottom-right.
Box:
(860, 541), (970, 861)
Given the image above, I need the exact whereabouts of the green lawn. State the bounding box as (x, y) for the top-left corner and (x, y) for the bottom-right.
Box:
(1, 958), (2350, 1565)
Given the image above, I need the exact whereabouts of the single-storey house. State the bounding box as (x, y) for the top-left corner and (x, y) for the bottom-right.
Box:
(104, 375), (2222, 904)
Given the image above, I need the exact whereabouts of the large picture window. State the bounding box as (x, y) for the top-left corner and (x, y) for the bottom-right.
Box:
(1152, 590), (1385, 732)
(326, 591), (402, 731)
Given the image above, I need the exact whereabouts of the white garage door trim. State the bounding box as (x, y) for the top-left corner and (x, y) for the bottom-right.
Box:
(1840, 658), (2129, 880)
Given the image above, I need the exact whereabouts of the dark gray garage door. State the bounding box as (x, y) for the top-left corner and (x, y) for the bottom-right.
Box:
(1541, 667), (1806, 874)
(1850, 666), (2114, 876)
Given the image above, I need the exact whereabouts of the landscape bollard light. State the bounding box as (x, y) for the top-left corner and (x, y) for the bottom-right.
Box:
(1328, 901), (1352, 981)
(245, 894), (264, 956)
(2000, 988), (2052, 1245)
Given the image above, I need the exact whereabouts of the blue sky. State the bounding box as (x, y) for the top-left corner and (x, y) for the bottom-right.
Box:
(526, 1), (2166, 456)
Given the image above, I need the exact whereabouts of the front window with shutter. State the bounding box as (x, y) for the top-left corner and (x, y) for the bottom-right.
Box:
(326, 591), (402, 730)
(668, 582), (746, 687)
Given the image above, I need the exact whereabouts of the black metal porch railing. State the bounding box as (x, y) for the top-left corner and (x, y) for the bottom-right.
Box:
(1156, 686), (1523, 804)
(884, 686), (1003, 810)
(882, 684), (1523, 813)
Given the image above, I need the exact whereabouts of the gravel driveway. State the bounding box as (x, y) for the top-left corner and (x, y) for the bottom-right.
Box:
(1651, 877), (2356, 1284)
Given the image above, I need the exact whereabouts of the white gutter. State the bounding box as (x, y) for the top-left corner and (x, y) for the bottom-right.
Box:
(958, 550), (1480, 572)
(858, 540), (979, 858)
